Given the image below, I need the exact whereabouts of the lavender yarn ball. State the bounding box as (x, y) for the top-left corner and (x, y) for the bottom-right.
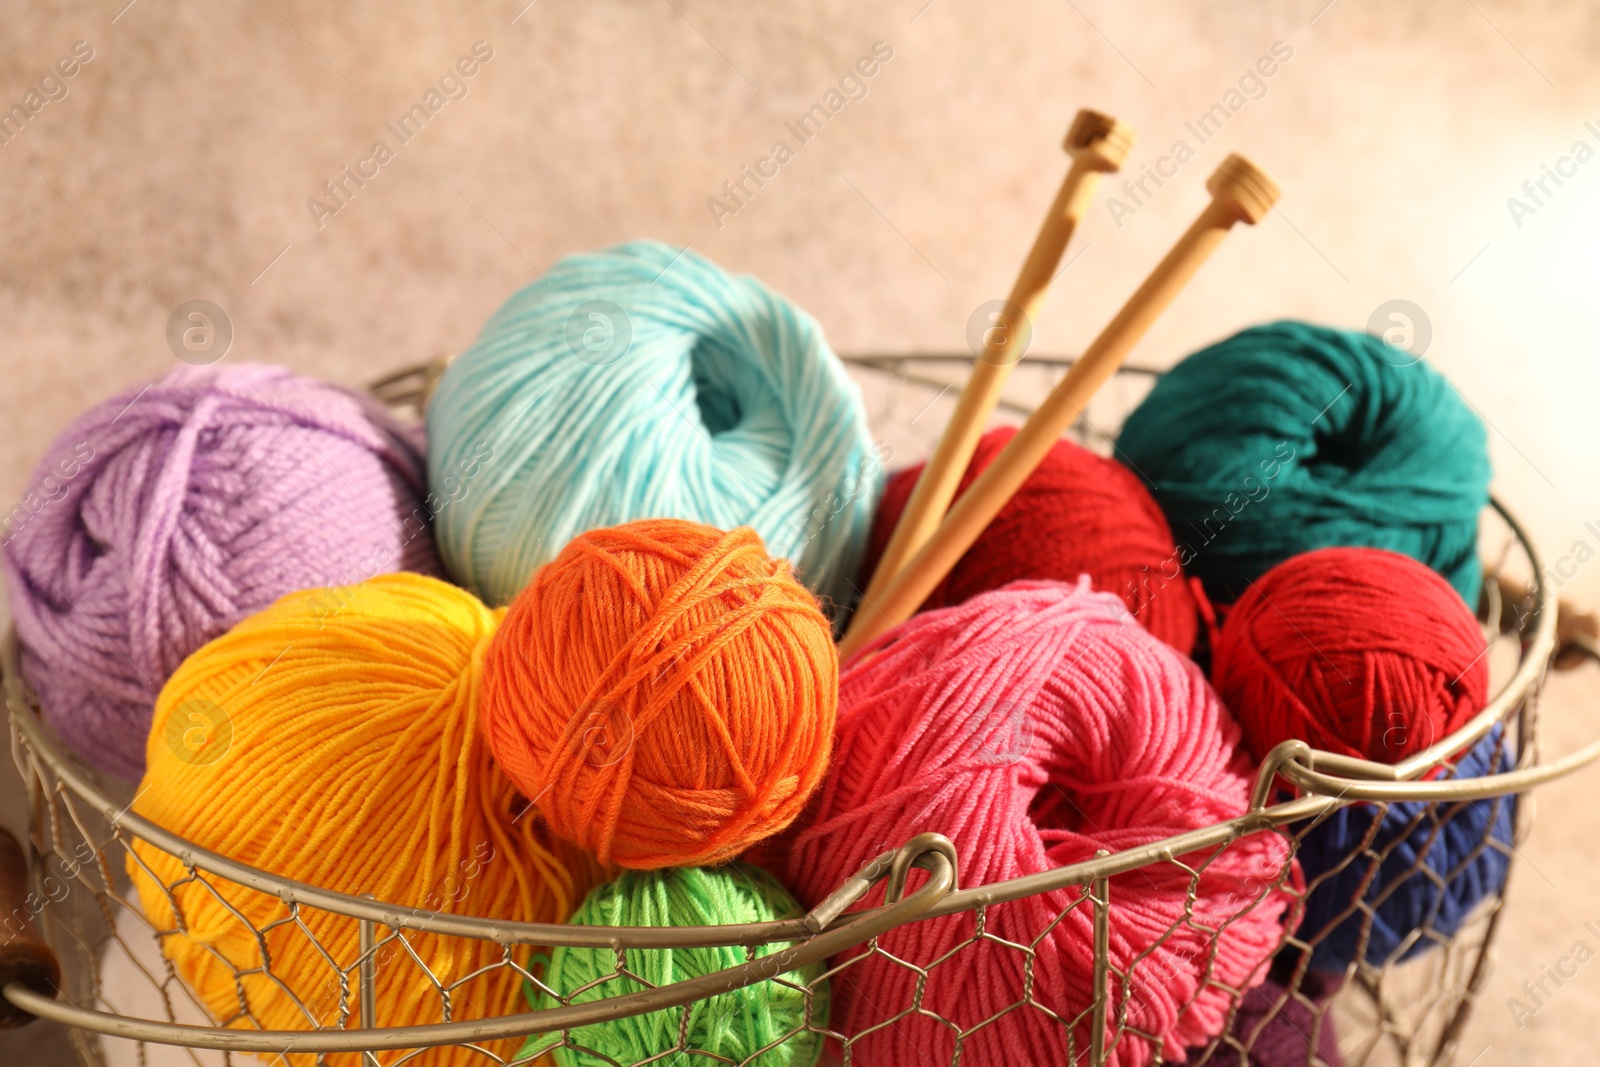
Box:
(2, 363), (440, 779)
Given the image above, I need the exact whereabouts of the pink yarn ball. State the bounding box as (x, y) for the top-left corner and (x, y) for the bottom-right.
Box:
(787, 580), (1297, 1067)
(3, 363), (440, 779)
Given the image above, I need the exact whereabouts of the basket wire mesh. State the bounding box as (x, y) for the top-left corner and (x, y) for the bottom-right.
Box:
(0, 353), (1585, 1067)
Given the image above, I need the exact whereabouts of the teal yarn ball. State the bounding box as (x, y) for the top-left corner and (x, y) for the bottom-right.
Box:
(523, 864), (830, 1067)
(1115, 321), (1490, 605)
(427, 241), (879, 608)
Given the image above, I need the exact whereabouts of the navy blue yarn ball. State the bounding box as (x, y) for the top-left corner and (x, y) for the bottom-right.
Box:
(1295, 726), (1515, 973)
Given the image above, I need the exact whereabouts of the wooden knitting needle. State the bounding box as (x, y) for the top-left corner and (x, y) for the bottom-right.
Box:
(840, 154), (1280, 660)
(852, 110), (1134, 613)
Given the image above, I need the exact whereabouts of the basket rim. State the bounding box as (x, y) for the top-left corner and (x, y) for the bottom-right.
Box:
(2, 500), (1556, 948)
(0, 503), (1565, 1052)
(0, 835), (958, 1053)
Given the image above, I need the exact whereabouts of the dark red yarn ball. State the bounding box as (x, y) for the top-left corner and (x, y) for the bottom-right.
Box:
(862, 427), (1198, 653)
(1212, 546), (1488, 766)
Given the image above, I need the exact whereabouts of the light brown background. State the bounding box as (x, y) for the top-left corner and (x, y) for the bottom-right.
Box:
(3, 1), (1600, 1063)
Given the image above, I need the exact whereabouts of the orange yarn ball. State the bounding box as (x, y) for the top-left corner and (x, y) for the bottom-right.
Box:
(482, 519), (838, 869)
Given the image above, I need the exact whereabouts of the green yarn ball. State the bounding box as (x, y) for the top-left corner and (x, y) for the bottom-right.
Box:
(523, 864), (830, 1067)
(1115, 321), (1489, 606)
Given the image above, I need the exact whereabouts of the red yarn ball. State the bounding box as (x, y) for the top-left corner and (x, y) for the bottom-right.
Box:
(1212, 547), (1488, 766)
(863, 427), (1198, 652)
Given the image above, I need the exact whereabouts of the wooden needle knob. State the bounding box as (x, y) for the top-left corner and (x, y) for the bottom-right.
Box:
(1207, 153), (1280, 224)
(1064, 109), (1135, 172)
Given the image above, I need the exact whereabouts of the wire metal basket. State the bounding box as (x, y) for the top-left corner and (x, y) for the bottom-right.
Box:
(2, 354), (1596, 1067)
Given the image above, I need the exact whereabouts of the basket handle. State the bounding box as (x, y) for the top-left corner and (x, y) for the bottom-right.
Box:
(1261, 626), (1600, 803)
(1549, 597), (1597, 670)
(1490, 577), (1598, 670)
(0, 826), (61, 1028)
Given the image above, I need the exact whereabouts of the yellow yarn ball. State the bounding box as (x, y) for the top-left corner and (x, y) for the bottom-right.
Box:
(128, 573), (594, 1066)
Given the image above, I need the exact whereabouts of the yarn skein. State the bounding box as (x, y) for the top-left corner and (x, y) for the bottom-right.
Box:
(4, 362), (439, 780)
(128, 573), (594, 1067)
(1212, 547), (1489, 767)
(1295, 726), (1515, 973)
(523, 864), (829, 1067)
(788, 580), (1297, 1067)
(1115, 321), (1489, 606)
(862, 426), (1198, 652)
(427, 241), (880, 610)
(482, 519), (838, 869)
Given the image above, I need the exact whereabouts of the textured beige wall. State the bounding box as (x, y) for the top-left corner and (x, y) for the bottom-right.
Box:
(3, 1), (1600, 1064)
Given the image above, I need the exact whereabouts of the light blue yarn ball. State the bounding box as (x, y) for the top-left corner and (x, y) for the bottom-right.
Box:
(427, 241), (880, 609)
